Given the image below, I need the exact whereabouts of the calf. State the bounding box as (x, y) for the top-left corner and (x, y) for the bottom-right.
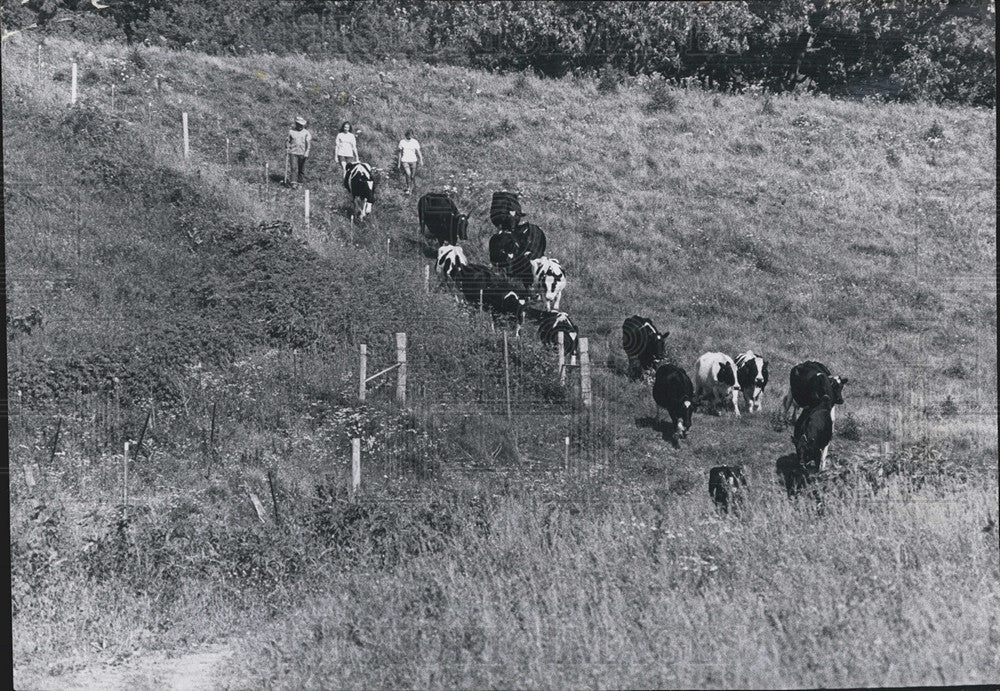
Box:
(781, 361), (848, 421)
(793, 395), (835, 472)
(652, 363), (696, 443)
(418, 192), (469, 246)
(709, 465), (748, 515)
(344, 161), (375, 221)
(435, 244), (468, 281)
(522, 307), (578, 364)
(735, 350), (769, 413)
(694, 352), (741, 416)
(490, 191), (524, 231)
(513, 222), (546, 259)
(529, 257), (566, 311)
(621, 316), (669, 381)
(488, 231), (520, 269)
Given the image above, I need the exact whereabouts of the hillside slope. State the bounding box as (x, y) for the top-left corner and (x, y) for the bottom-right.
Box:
(5, 35), (998, 689)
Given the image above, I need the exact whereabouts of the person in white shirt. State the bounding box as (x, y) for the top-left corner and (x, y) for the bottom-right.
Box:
(285, 116), (311, 189)
(334, 121), (358, 175)
(397, 130), (423, 195)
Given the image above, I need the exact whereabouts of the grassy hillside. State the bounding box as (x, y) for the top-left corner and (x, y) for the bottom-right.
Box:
(5, 35), (998, 688)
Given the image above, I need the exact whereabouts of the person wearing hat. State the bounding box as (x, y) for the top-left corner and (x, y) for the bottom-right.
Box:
(286, 116), (312, 188)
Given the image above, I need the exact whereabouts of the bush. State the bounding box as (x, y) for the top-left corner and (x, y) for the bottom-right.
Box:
(646, 80), (678, 113)
(597, 69), (621, 95)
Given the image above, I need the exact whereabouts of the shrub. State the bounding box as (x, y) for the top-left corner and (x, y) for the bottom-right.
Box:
(837, 413), (862, 441)
(597, 69), (620, 95)
(646, 80), (678, 113)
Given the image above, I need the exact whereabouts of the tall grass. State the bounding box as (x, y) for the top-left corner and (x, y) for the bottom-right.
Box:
(4, 33), (997, 688)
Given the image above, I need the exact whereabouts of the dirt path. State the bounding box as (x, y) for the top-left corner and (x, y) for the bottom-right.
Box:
(24, 643), (234, 691)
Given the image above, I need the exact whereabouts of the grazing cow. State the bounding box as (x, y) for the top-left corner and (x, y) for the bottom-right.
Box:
(709, 465), (748, 514)
(418, 192), (469, 246)
(344, 161), (375, 221)
(454, 263), (527, 321)
(488, 231), (520, 269)
(622, 316), (669, 380)
(793, 395), (835, 472)
(652, 363), (696, 443)
(436, 244), (468, 281)
(490, 191), (524, 231)
(513, 222), (546, 259)
(781, 361), (848, 421)
(735, 350), (769, 413)
(522, 307), (578, 364)
(694, 352), (741, 416)
(530, 257), (566, 311)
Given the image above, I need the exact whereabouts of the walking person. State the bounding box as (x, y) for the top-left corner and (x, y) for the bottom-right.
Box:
(335, 121), (359, 175)
(285, 116), (311, 188)
(397, 129), (423, 195)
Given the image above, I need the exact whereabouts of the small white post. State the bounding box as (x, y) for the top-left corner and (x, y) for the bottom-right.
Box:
(359, 344), (367, 402)
(557, 331), (566, 385)
(579, 337), (592, 408)
(424, 264), (430, 294)
(386, 237), (391, 256)
(123, 441), (130, 507)
(182, 112), (190, 159)
(70, 62), (78, 105)
(37, 44), (41, 72)
(111, 84), (115, 111)
(304, 189), (311, 224)
(225, 137), (230, 165)
(396, 333), (407, 405)
(351, 438), (361, 492)
(264, 162), (269, 186)
(564, 436), (570, 470)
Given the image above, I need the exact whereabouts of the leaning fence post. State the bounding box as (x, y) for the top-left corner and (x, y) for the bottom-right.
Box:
(359, 344), (367, 402)
(396, 333), (407, 406)
(182, 112), (190, 159)
(351, 438), (361, 493)
(267, 469), (281, 527)
(70, 61), (77, 105)
(579, 337), (592, 408)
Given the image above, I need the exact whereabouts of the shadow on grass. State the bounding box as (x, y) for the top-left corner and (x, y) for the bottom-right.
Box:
(635, 415), (680, 448)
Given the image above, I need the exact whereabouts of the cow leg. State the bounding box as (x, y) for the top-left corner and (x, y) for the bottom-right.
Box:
(731, 388), (741, 417)
(819, 443), (830, 471)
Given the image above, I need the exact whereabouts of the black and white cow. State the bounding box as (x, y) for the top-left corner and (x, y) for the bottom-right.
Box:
(488, 231), (520, 269)
(418, 192), (469, 247)
(694, 352), (741, 416)
(530, 257), (566, 311)
(454, 263), (527, 322)
(793, 395), (835, 472)
(521, 307), (578, 364)
(436, 244), (468, 281)
(344, 161), (375, 221)
(621, 316), (669, 381)
(513, 222), (546, 259)
(652, 363), (696, 443)
(735, 350), (769, 413)
(709, 465), (748, 514)
(781, 361), (848, 422)
(490, 191), (524, 231)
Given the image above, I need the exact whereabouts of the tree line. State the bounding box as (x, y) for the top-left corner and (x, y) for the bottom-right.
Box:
(3, 0), (995, 107)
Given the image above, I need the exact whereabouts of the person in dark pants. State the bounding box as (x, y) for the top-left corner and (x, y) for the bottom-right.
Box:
(286, 116), (311, 188)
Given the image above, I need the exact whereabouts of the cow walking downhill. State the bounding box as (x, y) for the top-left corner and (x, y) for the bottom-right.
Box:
(735, 350), (769, 413)
(622, 316), (669, 381)
(344, 161), (375, 222)
(653, 363), (696, 444)
(781, 361), (848, 422)
(418, 192), (469, 247)
(694, 352), (741, 416)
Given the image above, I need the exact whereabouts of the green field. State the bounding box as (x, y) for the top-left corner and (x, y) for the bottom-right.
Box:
(5, 35), (998, 688)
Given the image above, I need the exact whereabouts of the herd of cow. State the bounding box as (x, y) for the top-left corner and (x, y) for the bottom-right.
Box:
(356, 179), (852, 510)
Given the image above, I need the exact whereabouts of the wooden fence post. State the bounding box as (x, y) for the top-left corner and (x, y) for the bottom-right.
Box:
(304, 189), (311, 226)
(225, 137), (230, 165)
(49, 418), (62, 465)
(70, 62), (77, 105)
(182, 112), (190, 159)
(359, 344), (367, 402)
(123, 441), (130, 509)
(351, 438), (361, 493)
(424, 264), (430, 294)
(557, 331), (566, 385)
(267, 470), (281, 527)
(264, 162), (269, 187)
(564, 435), (570, 469)
(579, 337), (592, 408)
(396, 333), (407, 406)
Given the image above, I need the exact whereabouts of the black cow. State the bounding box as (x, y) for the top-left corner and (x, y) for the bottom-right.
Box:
(622, 315), (669, 380)
(507, 252), (535, 292)
(454, 263), (527, 320)
(513, 222), (546, 259)
(652, 363), (696, 443)
(490, 191), (524, 231)
(709, 465), (748, 514)
(735, 350), (769, 413)
(418, 192), (469, 246)
(522, 307), (579, 363)
(489, 231), (520, 269)
(344, 161), (375, 221)
(782, 361), (848, 421)
(793, 395), (835, 472)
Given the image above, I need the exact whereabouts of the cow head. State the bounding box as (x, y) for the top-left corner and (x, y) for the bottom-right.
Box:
(456, 214), (469, 241)
(677, 399), (694, 438)
(718, 361), (738, 389)
(653, 331), (670, 360)
(831, 376), (848, 405)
